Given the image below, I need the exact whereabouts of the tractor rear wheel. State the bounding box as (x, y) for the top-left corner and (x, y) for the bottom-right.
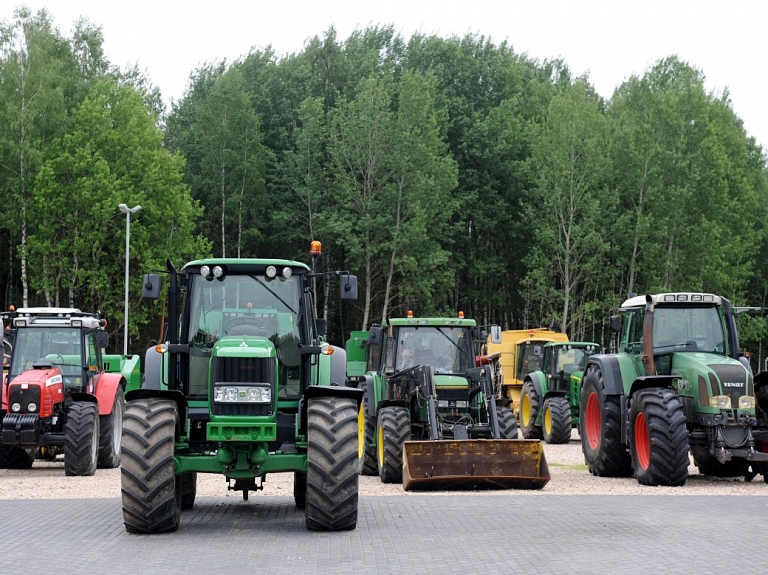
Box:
(294, 472), (307, 509)
(629, 388), (689, 486)
(579, 366), (632, 477)
(98, 391), (124, 469)
(376, 406), (410, 483)
(305, 396), (359, 531)
(691, 444), (749, 478)
(497, 406), (519, 439)
(0, 445), (34, 469)
(180, 472), (197, 510)
(543, 397), (572, 444)
(64, 401), (99, 476)
(121, 398), (181, 533)
(520, 381), (543, 439)
(359, 394), (378, 476)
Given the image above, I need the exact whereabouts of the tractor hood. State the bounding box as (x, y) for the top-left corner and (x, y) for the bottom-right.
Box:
(9, 365), (62, 388)
(668, 352), (753, 412)
(212, 335), (277, 359)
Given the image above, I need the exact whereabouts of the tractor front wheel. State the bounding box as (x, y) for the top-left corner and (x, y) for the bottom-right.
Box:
(98, 391), (124, 468)
(376, 406), (410, 483)
(305, 396), (359, 531)
(497, 406), (519, 439)
(294, 472), (307, 509)
(359, 394), (378, 476)
(64, 401), (99, 476)
(180, 472), (197, 510)
(579, 366), (632, 477)
(542, 397), (572, 444)
(120, 398), (181, 533)
(520, 382), (543, 439)
(629, 388), (689, 486)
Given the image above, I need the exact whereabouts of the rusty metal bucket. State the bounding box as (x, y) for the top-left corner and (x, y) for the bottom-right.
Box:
(402, 439), (550, 491)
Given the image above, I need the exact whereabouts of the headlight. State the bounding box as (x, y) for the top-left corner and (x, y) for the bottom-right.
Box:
(739, 396), (756, 409)
(709, 395), (731, 409)
(437, 400), (468, 409)
(27, 403), (38, 412)
(11, 402), (21, 412)
(213, 384), (271, 404)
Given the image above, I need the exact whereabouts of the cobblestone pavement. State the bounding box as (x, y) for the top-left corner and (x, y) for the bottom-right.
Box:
(1, 494), (767, 574)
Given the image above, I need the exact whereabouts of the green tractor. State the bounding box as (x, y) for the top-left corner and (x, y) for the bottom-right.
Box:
(519, 341), (600, 444)
(580, 292), (768, 486)
(121, 242), (362, 533)
(347, 314), (550, 491)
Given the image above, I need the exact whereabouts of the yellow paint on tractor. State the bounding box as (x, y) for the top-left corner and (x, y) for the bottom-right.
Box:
(486, 328), (569, 414)
(402, 439), (550, 491)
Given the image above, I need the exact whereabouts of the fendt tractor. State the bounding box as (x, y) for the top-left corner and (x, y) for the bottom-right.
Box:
(486, 328), (569, 420)
(121, 242), (362, 533)
(0, 307), (140, 473)
(520, 341), (600, 443)
(580, 292), (768, 486)
(346, 313), (549, 491)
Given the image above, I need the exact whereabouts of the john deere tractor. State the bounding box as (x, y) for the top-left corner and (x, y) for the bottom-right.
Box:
(347, 314), (549, 491)
(520, 341), (600, 444)
(121, 242), (362, 533)
(580, 292), (768, 486)
(1, 307), (139, 473)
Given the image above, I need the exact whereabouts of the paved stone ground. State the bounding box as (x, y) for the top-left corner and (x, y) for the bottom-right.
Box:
(1, 494), (767, 574)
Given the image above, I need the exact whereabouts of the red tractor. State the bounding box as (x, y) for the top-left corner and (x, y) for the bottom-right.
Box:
(0, 308), (140, 474)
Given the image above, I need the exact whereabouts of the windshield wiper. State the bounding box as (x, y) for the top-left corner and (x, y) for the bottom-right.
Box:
(248, 275), (297, 314)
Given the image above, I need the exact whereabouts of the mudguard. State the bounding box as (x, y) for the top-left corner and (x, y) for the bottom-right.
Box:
(93, 372), (123, 415)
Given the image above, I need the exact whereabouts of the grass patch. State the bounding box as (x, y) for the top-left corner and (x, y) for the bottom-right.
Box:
(548, 462), (588, 471)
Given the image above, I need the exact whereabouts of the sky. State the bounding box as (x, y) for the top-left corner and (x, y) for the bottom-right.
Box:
(3, 1), (767, 147)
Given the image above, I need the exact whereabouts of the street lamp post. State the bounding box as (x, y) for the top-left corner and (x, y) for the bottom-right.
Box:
(118, 203), (142, 356)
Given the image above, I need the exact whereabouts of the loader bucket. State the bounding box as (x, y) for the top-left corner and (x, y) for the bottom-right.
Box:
(402, 439), (550, 491)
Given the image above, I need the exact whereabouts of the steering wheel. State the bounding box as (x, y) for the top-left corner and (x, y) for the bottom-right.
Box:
(228, 317), (268, 336)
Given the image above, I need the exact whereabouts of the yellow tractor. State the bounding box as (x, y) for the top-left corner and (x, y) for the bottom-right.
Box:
(486, 329), (569, 421)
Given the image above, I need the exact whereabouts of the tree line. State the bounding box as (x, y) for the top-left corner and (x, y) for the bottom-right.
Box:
(2, 8), (767, 367)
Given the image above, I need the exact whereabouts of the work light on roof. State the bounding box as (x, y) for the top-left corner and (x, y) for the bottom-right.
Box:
(266, 265), (277, 278)
(282, 267), (292, 279)
(212, 266), (224, 279)
(200, 265), (210, 278)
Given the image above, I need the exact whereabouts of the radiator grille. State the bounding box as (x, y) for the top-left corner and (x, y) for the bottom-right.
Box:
(211, 357), (275, 416)
(708, 364), (748, 405)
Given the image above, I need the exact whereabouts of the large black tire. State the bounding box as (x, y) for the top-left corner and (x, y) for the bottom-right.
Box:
(359, 394), (378, 475)
(64, 401), (99, 476)
(519, 381), (543, 439)
(690, 444), (749, 478)
(305, 396), (359, 531)
(376, 406), (410, 484)
(180, 472), (197, 510)
(98, 391), (124, 469)
(121, 398), (181, 534)
(579, 366), (632, 477)
(543, 397), (572, 444)
(629, 388), (689, 486)
(497, 406), (519, 439)
(294, 472), (307, 509)
(0, 445), (34, 469)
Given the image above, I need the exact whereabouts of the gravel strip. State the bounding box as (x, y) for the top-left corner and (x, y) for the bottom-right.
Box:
(2, 432), (767, 499)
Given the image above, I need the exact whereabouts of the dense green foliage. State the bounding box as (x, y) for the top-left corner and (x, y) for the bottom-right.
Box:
(1, 9), (767, 366)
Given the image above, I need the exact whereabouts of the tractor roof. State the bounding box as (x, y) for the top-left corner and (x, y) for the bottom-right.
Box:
(620, 293), (723, 309)
(183, 258), (310, 273)
(3, 307), (102, 329)
(386, 317), (477, 328)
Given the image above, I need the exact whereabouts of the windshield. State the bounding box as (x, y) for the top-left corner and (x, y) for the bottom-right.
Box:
(394, 326), (472, 374)
(9, 327), (83, 381)
(652, 306), (725, 353)
(556, 347), (596, 373)
(187, 273), (303, 345)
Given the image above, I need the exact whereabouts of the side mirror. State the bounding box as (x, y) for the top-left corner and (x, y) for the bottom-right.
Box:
(368, 326), (383, 346)
(609, 315), (621, 334)
(315, 318), (327, 338)
(490, 325), (502, 345)
(142, 274), (162, 300)
(96, 330), (109, 350)
(340, 274), (358, 300)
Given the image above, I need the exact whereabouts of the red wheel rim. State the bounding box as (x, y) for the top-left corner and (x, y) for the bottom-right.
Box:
(634, 412), (651, 470)
(585, 392), (601, 450)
